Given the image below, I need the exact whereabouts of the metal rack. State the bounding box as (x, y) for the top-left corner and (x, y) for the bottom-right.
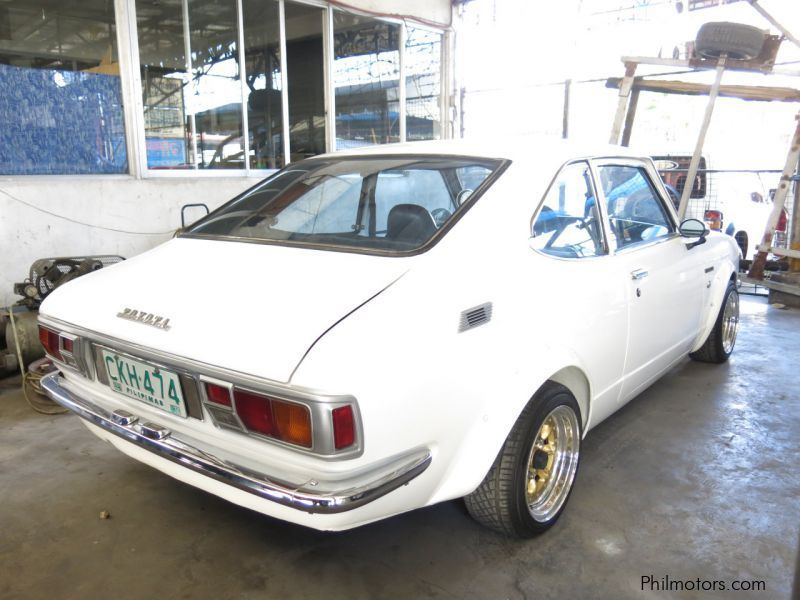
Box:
(607, 9), (800, 298)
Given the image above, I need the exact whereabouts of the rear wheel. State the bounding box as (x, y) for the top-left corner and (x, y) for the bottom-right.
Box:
(690, 281), (739, 363)
(465, 383), (581, 537)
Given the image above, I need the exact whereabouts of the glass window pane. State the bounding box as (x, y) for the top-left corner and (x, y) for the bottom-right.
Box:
(284, 2), (326, 161)
(405, 27), (442, 141)
(531, 162), (606, 258)
(0, 1), (127, 175)
(137, 0), (192, 169)
(188, 0), (243, 169)
(375, 169), (452, 230)
(137, 0), (244, 170)
(598, 165), (674, 250)
(333, 12), (400, 149)
(242, 0), (283, 170)
(189, 156), (502, 253)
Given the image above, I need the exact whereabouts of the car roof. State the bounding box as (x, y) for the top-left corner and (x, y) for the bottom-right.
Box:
(319, 135), (645, 166)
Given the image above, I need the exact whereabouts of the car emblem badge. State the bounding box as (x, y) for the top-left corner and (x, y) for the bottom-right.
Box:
(116, 307), (171, 330)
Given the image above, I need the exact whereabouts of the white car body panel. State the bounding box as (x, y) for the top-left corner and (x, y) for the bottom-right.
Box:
(41, 240), (411, 383)
(39, 138), (740, 530)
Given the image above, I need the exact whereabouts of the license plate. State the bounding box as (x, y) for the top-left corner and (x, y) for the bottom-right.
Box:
(101, 349), (187, 418)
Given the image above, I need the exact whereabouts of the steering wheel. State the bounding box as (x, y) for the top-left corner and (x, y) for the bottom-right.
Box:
(431, 207), (452, 228)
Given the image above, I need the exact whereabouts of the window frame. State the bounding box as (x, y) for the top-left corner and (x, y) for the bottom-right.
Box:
(529, 159), (610, 261)
(589, 157), (680, 255)
(180, 153), (510, 256)
(120, 0), (449, 180)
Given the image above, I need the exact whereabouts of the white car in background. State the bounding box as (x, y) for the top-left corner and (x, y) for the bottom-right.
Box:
(39, 139), (739, 536)
(655, 158), (788, 262)
(719, 186), (789, 261)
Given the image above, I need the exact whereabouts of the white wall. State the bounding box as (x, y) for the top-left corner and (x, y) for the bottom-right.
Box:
(0, 176), (260, 307)
(345, 0), (451, 27)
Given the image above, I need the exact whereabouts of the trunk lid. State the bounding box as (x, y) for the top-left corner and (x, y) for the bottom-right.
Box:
(40, 238), (410, 383)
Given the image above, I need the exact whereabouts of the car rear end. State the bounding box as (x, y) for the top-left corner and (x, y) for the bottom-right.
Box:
(39, 314), (434, 530)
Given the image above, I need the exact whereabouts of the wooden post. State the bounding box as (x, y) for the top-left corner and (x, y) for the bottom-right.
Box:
(609, 62), (637, 145)
(678, 55), (726, 220)
(791, 158), (800, 272)
(621, 88), (640, 147)
(749, 112), (800, 279)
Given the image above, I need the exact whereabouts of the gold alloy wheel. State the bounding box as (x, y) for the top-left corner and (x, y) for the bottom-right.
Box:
(525, 404), (580, 522)
(721, 289), (739, 354)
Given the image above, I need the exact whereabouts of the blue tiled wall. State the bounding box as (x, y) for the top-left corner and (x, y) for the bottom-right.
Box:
(0, 64), (128, 175)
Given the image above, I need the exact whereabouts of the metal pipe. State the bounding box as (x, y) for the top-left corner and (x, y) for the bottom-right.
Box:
(182, 0), (199, 168)
(236, 0), (250, 173)
(748, 0), (800, 51)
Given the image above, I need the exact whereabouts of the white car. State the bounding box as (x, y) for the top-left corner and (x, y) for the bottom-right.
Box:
(39, 139), (740, 536)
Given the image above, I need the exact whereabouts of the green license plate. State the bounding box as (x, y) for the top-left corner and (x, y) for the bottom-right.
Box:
(101, 349), (187, 418)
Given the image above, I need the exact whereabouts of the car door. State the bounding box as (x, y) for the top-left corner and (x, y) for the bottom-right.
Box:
(591, 159), (705, 404)
(528, 160), (629, 426)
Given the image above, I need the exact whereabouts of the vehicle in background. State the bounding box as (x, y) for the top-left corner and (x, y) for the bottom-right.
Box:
(653, 155), (788, 263)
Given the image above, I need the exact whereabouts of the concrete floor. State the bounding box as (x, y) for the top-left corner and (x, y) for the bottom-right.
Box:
(1, 295), (798, 600)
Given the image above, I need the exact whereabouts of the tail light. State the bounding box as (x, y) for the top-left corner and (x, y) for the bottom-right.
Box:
(201, 377), (359, 454)
(332, 405), (356, 450)
(38, 326), (63, 361)
(233, 389), (312, 448)
(204, 382), (232, 407)
(776, 208), (788, 233)
(704, 209), (723, 231)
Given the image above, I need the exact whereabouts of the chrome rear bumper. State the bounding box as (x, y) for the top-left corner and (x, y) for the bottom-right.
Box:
(41, 372), (431, 514)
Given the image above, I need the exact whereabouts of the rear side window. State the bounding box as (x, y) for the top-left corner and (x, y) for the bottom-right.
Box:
(598, 165), (673, 250)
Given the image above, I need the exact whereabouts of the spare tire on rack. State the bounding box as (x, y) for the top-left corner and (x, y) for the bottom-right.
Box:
(696, 22), (766, 61)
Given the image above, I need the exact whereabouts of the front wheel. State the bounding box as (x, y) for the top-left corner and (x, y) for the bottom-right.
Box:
(465, 383), (582, 537)
(690, 281), (739, 363)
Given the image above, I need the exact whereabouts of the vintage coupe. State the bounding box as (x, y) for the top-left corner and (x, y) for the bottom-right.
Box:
(40, 139), (739, 536)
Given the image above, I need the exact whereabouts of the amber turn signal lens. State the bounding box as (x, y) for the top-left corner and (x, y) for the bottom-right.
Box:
(233, 388), (312, 448)
(272, 400), (312, 448)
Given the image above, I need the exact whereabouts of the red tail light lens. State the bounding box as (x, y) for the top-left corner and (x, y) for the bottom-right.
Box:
(777, 209), (788, 233)
(38, 326), (63, 361)
(204, 382), (232, 407)
(332, 405), (355, 450)
(704, 210), (723, 231)
(233, 389), (312, 448)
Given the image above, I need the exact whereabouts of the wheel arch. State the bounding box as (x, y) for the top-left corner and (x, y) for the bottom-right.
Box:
(429, 362), (593, 504)
(549, 366), (590, 434)
(691, 259), (738, 353)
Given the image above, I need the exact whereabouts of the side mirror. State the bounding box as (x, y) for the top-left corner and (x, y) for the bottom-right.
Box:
(679, 218), (707, 249)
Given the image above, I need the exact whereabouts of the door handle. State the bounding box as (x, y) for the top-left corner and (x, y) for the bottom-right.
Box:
(631, 269), (649, 281)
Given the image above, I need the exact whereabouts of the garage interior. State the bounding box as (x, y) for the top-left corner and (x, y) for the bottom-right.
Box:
(1, 0), (799, 598)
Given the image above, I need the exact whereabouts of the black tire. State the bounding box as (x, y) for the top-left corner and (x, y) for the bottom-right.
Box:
(690, 280), (739, 363)
(696, 22), (765, 61)
(734, 230), (748, 259)
(464, 382), (582, 537)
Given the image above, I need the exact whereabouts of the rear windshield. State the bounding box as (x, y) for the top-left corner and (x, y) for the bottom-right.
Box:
(185, 156), (503, 253)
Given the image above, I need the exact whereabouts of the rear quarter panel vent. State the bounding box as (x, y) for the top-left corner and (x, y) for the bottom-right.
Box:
(458, 302), (493, 332)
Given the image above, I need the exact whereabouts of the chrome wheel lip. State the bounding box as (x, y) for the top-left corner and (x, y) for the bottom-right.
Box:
(722, 289), (739, 354)
(525, 405), (580, 523)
